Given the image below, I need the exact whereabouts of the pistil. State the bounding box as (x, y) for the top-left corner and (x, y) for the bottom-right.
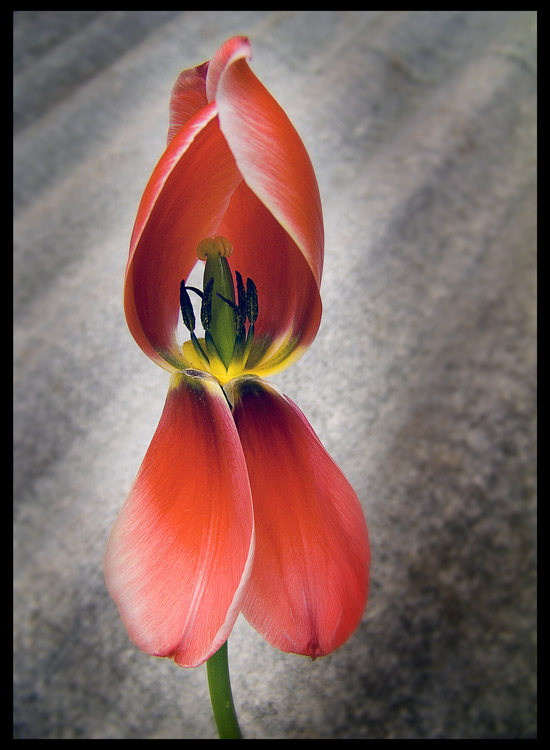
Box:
(197, 237), (237, 370)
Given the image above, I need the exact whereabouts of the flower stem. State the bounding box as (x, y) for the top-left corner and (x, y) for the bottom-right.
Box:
(206, 640), (243, 739)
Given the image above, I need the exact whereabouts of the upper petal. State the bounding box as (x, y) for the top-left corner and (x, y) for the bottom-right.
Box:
(124, 107), (242, 370)
(104, 370), (254, 668)
(228, 376), (369, 659)
(205, 35), (252, 104)
(125, 37), (324, 375)
(214, 38), (324, 290)
(168, 36), (250, 143)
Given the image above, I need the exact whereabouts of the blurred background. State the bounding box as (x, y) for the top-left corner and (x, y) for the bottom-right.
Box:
(14, 11), (536, 739)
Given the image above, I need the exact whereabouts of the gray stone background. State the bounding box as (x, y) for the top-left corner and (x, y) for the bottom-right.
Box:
(13, 11), (536, 739)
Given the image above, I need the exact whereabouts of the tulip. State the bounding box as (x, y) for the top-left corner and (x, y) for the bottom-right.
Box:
(105, 36), (369, 681)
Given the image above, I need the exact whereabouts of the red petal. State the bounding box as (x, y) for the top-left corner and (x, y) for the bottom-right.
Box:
(205, 36), (252, 104)
(210, 36), (323, 370)
(218, 182), (322, 374)
(124, 107), (242, 370)
(167, 61), (209, 144)
(215, 39), (324, 289)
(125, 37), (324, 373)
(229, 377), (369, 659)
(104, 370), (254, 667)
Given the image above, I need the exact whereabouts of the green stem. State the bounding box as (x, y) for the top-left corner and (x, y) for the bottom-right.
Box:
(206, 641), (243, 739)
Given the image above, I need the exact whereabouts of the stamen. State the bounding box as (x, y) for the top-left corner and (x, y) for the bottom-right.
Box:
(190, 331), (211, 368)
(246, 278), (258, 324)
(215, 293), (238, 311)
(234, 271), (247, 336)
(200, 277), (214, 331)
(185, 285), (204, 298)
(180, 279), (211, 367)
(216, 290), (246, 336)
(179, 280), (195, 332)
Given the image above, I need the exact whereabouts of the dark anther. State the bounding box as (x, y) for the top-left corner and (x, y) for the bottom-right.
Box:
(246, 278), (258, 324)
(180, 280), (195, 332)
(234, 271), (247, 336)
(200, 277), (214, 331)
(216, 271), (249, 336)
(216, 271), (259, 335)
(235, 271), (246, 309)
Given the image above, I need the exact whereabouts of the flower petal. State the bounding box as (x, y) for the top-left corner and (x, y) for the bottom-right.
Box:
(215, 39), (324, 289)
(124, 107), (243, 370)
(210, 36), (323, 372)
(168, 61), (209, 144)
(218, 182), (323, 377)
(104, 370), (254, 668)
(205, 35), (252, 104)
(228, 376), (369, 659)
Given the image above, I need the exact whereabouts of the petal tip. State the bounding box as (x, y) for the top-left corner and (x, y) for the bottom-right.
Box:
(206, 35), (252, 103)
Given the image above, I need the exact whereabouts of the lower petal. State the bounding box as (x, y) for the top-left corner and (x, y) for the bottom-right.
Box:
(228, 376), (370, 659)
(104, 370), (254, 667)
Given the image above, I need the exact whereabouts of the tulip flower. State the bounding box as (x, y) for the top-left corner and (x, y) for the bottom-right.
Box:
(105, 36), (369, 731)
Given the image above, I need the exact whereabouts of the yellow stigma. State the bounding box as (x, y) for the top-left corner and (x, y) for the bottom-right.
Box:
(196, 236), (233, 260)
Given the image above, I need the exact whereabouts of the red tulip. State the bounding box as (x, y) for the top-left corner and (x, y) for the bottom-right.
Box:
(105, 36), (369, 668)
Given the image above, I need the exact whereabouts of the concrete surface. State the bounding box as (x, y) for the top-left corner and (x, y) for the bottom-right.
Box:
(14, 11), (537, 739)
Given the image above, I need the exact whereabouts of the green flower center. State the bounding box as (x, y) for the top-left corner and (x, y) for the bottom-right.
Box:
(180, 237), (258, 376)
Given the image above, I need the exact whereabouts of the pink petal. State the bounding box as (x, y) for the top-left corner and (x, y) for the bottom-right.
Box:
(104, 370), (254, 667)
(229, 377), (370, 659)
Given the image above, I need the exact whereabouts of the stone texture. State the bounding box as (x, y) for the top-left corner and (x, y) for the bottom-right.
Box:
(14, 11), (536, 739)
